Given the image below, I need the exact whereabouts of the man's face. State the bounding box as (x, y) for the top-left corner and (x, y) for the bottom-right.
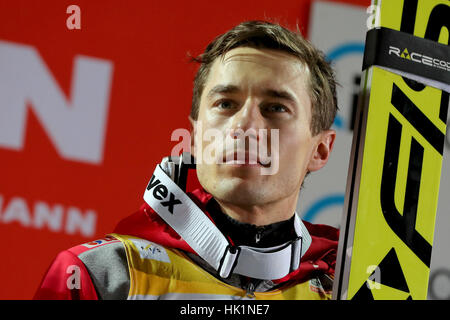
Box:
(191, 47), (334, 211)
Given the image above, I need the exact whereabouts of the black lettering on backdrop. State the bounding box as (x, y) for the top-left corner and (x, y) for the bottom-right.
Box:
(350, 75), (361, 131)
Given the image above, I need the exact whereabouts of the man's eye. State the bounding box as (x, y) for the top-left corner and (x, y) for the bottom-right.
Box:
(216, 100), (235, 110)
(265, 104), (288, 113)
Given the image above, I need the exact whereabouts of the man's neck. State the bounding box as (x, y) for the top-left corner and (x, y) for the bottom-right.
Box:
(213, 194), (299, 226)
(206, 198), (297, 248)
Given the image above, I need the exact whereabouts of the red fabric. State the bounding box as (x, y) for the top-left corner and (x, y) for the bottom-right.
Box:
(273, 220), (339, 284)
(33, 249), (99, 300)
(112, 188), (214, 254)
(114, 188), (339, 284)
(34, 187), (339, 299)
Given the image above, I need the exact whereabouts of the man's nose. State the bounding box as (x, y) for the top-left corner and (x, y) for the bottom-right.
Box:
(229, 99), (265, 138)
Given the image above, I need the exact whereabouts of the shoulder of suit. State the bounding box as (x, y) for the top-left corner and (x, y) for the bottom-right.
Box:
(67, 235), (123, 257)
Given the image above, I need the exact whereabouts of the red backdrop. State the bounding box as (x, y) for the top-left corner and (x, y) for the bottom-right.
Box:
(0, 0), (369, 299)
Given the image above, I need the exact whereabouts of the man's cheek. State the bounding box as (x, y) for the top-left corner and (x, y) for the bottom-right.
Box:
(195, 164), (212, 189)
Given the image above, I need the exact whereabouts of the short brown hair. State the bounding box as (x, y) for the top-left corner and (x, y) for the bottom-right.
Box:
(190, 20), (338, 136)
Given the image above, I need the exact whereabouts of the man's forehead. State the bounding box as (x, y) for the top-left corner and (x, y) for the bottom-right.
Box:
(205, 47), (310, 99)
(220, 47), (307, 72)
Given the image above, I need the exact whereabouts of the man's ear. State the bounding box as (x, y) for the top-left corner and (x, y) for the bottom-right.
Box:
(188, 115), (196, 154)
(307, 129), (336, 173)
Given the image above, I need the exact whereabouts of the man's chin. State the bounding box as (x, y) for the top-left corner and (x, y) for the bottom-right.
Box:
(218, 163), (269, 179)
(207, 176), (269, 206)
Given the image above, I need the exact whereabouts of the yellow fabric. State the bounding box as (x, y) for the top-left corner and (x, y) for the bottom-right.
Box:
(110, 233), (331, 300)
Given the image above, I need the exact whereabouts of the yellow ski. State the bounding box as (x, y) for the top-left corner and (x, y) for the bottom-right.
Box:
(333, 0), (450, 300)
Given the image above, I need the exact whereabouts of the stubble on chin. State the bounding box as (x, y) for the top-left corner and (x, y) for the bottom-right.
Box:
(204, 174), (274, 206)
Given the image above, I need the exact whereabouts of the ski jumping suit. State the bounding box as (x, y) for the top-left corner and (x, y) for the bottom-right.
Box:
(34, 188), (339, 300)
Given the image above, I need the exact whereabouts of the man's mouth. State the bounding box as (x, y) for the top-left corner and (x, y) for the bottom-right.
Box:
(222, 150), (271, 167)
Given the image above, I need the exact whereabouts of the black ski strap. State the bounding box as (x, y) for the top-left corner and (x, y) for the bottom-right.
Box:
(363, 27), (450, 91)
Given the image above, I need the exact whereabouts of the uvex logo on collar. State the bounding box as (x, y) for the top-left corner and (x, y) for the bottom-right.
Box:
(146, 175), (182, 214)
(143, 163), (312, 280)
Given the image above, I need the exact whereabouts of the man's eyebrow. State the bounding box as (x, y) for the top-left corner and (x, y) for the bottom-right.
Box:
(206, 84), (240, 99)
(206, 85), (298, 104)
(262, 89), (298, 104)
